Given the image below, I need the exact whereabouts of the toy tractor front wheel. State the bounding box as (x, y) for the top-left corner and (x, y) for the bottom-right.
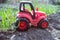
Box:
(15, 18), (30, 31)
(38, 19), (48, 29)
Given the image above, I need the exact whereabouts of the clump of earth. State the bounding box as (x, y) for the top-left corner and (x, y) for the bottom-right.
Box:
(0, 12), (60, 40)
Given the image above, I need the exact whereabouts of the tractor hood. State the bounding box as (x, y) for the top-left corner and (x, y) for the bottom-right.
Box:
(35, 11), (47, 18)
(35, 11), (45, 14)
(35, 11), (46, 15)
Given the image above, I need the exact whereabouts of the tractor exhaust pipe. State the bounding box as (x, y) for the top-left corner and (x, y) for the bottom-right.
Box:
(36, 7), (38, 11)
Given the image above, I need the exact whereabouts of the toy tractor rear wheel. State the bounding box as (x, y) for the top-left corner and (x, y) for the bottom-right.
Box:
(15, 18), (30, 31)
(38, 19), (48, 29)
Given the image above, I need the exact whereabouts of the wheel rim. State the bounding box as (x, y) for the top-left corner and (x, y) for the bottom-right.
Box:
(41, 21), (48, 28)
(18, 21), (27, 30)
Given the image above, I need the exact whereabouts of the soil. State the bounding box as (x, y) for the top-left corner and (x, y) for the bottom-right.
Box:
(0, 12), (60, 40)
(48, 12), (60, 30)
(0, 28), (54, 40)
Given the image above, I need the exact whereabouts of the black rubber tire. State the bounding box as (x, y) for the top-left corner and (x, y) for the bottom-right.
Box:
(15, 18), (30, 31)
(38, 19), (49, 29)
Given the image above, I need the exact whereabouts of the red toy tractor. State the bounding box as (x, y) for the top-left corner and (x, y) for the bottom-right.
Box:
(15, 1), (48, 31)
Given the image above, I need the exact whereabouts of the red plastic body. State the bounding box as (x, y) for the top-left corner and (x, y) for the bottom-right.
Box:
(17, 11), (47, 27)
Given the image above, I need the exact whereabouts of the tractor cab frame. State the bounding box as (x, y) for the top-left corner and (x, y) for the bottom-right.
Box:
(19, 1), (35, 19)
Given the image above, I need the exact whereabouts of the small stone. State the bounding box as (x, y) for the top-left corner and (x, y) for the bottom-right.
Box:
(10, 35), (16, 40)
